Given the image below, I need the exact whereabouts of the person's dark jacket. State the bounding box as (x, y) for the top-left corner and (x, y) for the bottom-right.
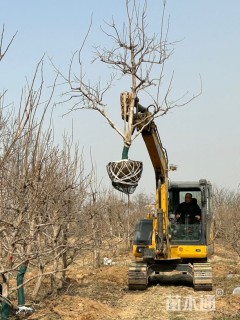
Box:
(175, 198), (201, 224)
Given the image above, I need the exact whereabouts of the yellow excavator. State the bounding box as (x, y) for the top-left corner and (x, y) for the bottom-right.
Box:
(121, 93), (214, 291)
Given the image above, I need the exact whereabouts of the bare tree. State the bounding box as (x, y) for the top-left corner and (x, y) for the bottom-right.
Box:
(0, 102), (91, 304)
(0, 25), (17, 62)
(81, 188), (152, 261)
(55, 0), (200, 159)
(0, 49), (93, 313)
(213, 187), (240, 257)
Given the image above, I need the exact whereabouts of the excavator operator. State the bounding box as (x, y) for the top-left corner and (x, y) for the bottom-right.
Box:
(175, 193), (201, 224)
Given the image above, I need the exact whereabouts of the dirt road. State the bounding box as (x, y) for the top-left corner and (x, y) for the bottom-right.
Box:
(28, 245), (239, 320)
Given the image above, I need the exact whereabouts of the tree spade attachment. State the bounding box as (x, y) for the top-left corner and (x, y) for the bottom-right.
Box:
(106, 159), (143, 194)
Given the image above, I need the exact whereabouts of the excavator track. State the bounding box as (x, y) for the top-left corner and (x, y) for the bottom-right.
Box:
(128, 262), (148, 290)
(193, 262), (212, 291)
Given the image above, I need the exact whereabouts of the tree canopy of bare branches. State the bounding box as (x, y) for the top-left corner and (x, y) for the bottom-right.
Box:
(213, 187), (240, 257)
(55, 0), (200, 159)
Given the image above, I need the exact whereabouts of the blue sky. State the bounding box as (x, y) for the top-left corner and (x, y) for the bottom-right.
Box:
(1, 1), (240, 195)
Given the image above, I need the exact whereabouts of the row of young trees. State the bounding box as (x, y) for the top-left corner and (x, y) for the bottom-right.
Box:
(0, 89), (151, 308)
(213, 188), (240, 257)
(0, 37), (85, 307)
(0, 27), (153, 313)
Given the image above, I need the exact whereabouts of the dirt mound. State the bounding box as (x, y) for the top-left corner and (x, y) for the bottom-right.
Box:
(27, 265), (129, 319)
(29, 295), (119, 320)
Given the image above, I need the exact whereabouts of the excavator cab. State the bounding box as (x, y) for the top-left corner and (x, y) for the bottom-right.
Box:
(168, 180), (213, 250)
(169, 188), (202, 242)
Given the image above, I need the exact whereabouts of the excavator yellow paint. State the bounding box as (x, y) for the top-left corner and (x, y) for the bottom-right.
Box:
(170, 245), (207, 259)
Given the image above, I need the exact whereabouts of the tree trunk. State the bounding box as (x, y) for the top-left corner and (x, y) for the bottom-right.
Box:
(1, 274), (10, 320)
(32, 264), (44, 301)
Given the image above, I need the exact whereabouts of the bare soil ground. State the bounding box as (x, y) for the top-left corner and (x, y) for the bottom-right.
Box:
(25, 244), (240, 320)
